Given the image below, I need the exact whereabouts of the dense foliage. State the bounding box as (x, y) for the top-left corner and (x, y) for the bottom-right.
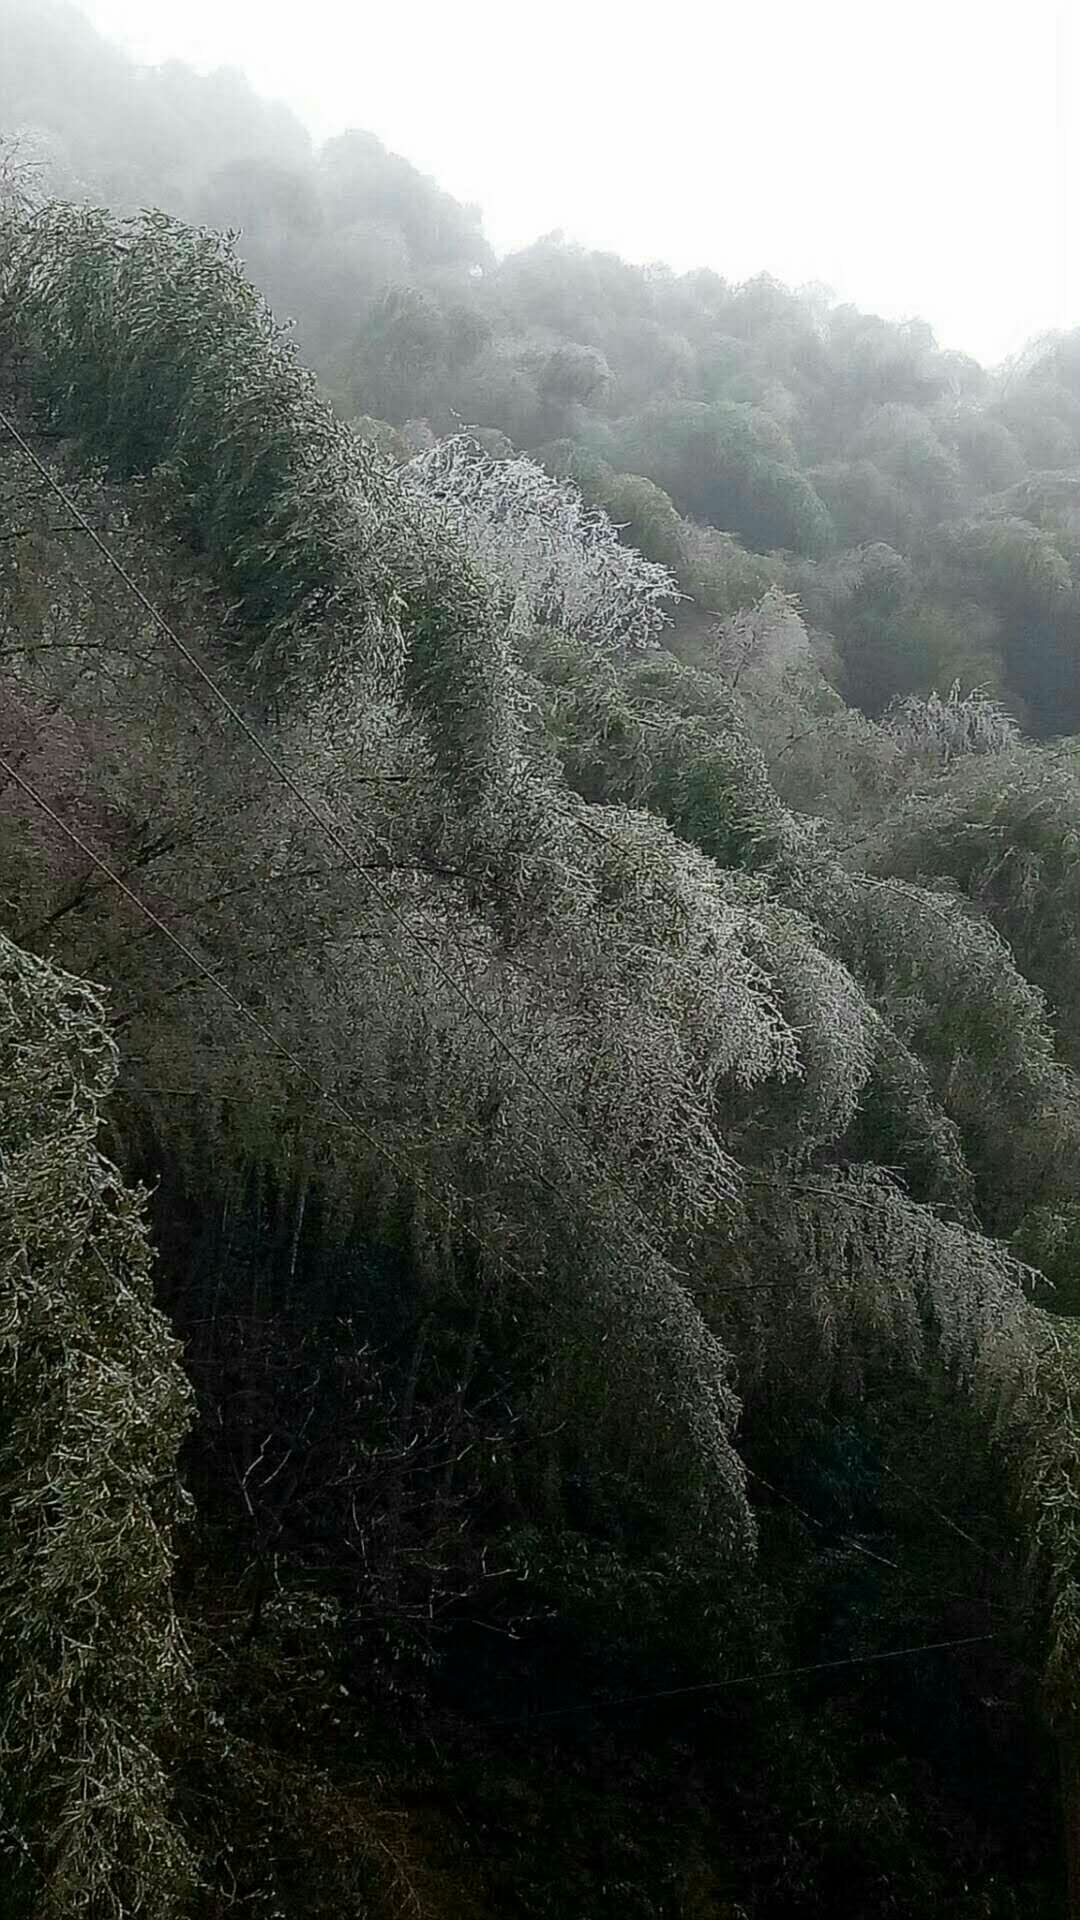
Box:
(10, 0), (1080, 742)
(2, 7), (1080, 1916)
(0, 937), (192, 1917)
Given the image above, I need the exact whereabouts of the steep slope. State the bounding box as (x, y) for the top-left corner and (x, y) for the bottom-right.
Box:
(0, 195), (1079, 1918)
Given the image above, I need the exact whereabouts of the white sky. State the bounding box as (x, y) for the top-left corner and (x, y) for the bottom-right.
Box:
(77, 0), (1079, 367)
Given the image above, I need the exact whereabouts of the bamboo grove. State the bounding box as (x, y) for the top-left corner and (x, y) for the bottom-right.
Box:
(3, 199), (1080, 1916)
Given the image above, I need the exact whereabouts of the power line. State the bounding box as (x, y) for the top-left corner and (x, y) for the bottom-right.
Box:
(0, 379), (1057, 1788)
(767, 1349), (1018, 1585)
(833, 1403), (1011, 1570)
(0, 749), (550, 1313)
(0, 408), (698, 1279)
(1, 778), (1023, 1735)
(5, 749), (801, 1361)
(3, 413), (1047, 1320)
(0, 418), (1048, 1601)
(486, 1632), (997, 1727)
(744, 1462), (1015, 1623)
(0, 763), (860, 1307)
(0, 484), (1046, 1761)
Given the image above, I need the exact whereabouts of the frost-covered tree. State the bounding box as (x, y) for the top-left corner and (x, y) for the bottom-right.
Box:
(0, 935), (193, 1918)
(883, 681), (1021, 761)
(868, 740), (1080, 1064)
(7, 192), (1080, 1913)
(401, 433), (680, 649)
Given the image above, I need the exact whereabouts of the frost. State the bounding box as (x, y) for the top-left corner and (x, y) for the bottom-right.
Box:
(402, 434), (681, 651)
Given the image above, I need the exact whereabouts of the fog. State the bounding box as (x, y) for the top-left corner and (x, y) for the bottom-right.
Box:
(67, 0), (1079, 367)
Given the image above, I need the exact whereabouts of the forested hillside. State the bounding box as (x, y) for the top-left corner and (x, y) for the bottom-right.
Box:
(4, 5), (1080, 1917)
(9, 0), (1080, 735)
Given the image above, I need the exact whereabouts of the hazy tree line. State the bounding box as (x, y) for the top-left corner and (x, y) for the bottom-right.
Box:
(9, 0), (1080, 738)
(3, 4), (1080, 1917)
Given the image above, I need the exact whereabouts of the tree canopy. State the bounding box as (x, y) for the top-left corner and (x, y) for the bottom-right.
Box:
(2, 13), (1080, 1916)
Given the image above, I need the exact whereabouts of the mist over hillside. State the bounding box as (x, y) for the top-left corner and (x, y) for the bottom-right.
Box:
(8, 0), (1080, 736)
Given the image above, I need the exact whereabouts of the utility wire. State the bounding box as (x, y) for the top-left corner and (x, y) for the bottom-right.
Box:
(0, 762), (846, 1305)
(1, 413), (1046, 1315)
(7, 412), (954, 1309)
(4, 752), (796, 1357)
(486, 1632), (997, 1727)
(0, 749), (550, 1312)
(8, 773), (1010, 1700)
(0, 461), (1045, 1758)
(832, 1403), (1010, 1569)
(768, 1349), (1019, 1585)
(6, 753), (1024, 1643)
(0, 408), (703, 1281)
(0, 416), (1048, 1600)
(744, 1462), (1016, 1623)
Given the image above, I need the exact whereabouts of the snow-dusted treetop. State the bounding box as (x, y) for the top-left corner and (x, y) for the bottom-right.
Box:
(884, 681), (1020, 759)
(401, 434), (681, 651)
